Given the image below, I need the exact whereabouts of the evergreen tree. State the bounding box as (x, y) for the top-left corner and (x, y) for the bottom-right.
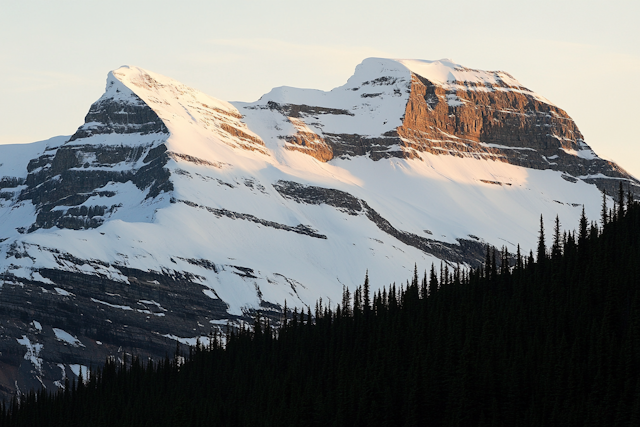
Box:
(579, 206), (588, 244)
(429, 264), (438, 295)
(537, 214), (547, 263)
(341, 286), (351, 317)
(516, 244), (523, 270)
(618, 181), (625, 219)
(601, 190), (608, 227)
(363, 270), (371, 314)
(552, 215), (562, 260)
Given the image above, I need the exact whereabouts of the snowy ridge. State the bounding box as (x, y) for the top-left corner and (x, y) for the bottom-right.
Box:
(232, 57), (414, 166)
(110, 66), (267, 155)
(397, 58), (556, 105)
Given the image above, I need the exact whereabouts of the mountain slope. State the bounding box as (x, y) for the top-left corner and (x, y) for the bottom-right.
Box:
(0, 58), (637, 397)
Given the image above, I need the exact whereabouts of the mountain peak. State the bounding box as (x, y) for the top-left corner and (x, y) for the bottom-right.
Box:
(68, 65), (266, 158)
(106, 65), (240, 121)
(392, 58), (553, 103)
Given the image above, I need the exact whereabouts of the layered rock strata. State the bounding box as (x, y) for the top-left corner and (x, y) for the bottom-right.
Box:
(241, 59), (639, 197)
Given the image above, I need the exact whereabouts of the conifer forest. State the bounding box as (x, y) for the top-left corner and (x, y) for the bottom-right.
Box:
(2, 187), (640, 426)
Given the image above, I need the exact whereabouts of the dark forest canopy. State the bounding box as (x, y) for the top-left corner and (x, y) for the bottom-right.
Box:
(2, 186), (640, 426)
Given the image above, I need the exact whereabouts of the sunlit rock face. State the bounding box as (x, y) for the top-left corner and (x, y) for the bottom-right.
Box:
(0, 59), (638, 398)
(392, 63), (631, 196)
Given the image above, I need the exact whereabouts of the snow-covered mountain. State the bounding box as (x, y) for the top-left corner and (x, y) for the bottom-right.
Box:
(0, 58), (637, 396)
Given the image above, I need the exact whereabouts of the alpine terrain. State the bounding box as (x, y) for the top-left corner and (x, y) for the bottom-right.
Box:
(0, 58), (637, 397)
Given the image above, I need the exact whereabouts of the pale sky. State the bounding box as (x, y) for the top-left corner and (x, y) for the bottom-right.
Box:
(2, 0), (639, 177)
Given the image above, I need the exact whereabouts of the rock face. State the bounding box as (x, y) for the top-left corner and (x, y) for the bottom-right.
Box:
(393, 69), (633, 196)
(273, 180), (487, 265)
(0, 265), (234, 396)
(21, 143), (171, 231)
(0, 58), (638, 399)
(69, 92), (169, 140)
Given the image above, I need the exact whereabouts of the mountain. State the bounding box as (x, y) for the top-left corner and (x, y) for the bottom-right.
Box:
(0, 58), (637, 397)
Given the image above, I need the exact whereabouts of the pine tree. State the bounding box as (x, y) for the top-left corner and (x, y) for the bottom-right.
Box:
(420, 270), (428, 299)
(282, 300), (288, 327)
(500, 246), (509, 275)
(552, 215), (562, 260)
(484, 246), (492, 280)
(537, 215), (546, 263)
(618, 181), (625, 219)
(491, 248), (498, 280)
(342, 286), (351, 317)
(429, 264), (438, 295)
(353, 286), (362, 316)
(578, 206), (588, 244)
(363, 270), (371, 314)
(516, 244), (523, 270)
(601, 190), (608, 227)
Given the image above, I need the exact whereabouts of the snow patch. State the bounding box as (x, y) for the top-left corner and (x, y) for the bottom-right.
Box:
(69, 364), (89, 381)
(53, 328), (85, 347)
(54, 287), (73, 297)
(91, 298), (133, 311)
(203, 289), (218, 299)
(16, 336), (43, 374)
(53, 363), (66, 389)
(560, 147), (597, 160)
(161, 334), (211, 347)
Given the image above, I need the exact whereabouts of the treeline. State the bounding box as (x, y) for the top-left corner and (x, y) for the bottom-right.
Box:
(2, 187), (640, 426)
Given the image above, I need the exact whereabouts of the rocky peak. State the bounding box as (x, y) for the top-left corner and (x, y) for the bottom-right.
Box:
(394, 60), (639, 196)
(238, 58), (639, 196)
(69, 71), (169, 141)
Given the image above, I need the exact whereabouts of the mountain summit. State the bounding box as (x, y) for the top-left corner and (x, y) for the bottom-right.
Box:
(0, 58), (637, 396)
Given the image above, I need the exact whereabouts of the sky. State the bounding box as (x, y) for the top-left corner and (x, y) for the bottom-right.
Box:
(1, 0), (639, 177)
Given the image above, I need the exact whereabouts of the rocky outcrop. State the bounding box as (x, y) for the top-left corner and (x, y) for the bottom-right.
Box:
(174, 198), (327, 239)
(322, 131), (404, 161)
(273, 180), (486, 266)
(281, 117), (334, 162)
(19, 143), (172, 232)
(69, 94), (168, 141)
(0, 258), (260, 400)
(392, 73), (640, 196)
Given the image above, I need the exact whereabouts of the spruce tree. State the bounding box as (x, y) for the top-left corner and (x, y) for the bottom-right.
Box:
(537, 215), (547, 263)
(552, 215), (562, 260)
(363, 270), (371, 314)
(601, 190), (608, 227)
(618, 181), (625, 219)
(429, 264), (438, 295)
(516, 244), (523, 270)
(342, 286), (351, 317)
(579, 206), (588, 244)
